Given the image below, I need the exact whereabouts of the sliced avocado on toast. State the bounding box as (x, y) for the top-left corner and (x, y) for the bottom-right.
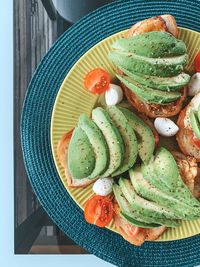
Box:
(118, 178), (180, 226)
(119, 107), (155, 164)
(108, 31), (190, 109)
(112, 31), (186, 58)
(78, 114), (109, 179)
(68, 127), (95, 179)
(113, 184), (168, 227)
(92, 107), (125, 177)
(129, 167), (200, 219)
(106, 106), (138, 176)
(141, 160), (200, 211)
(116, 74), (181, 104)
(118, 67), (190, 91)
(141, 148), (200, 210)
(109, 51), (187, 77)
(154, 148), (200, 209)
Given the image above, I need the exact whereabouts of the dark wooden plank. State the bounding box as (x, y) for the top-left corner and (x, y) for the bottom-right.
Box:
(14, 0), (31, 226)
(13, 0), (88, 255)
(14, 0), (59, 227)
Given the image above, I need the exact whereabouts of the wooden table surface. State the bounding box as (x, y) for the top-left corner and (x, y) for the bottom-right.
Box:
(14, 0), (87, 254)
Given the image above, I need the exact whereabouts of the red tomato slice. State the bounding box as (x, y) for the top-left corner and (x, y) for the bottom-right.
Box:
(194, 52), (200, 72)
(193, 134), (200, 149)
(84, 68), (110, 94)
(84, 195), (114, 227)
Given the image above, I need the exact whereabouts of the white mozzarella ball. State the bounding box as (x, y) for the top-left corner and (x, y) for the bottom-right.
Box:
(154, 118), (179, 137)
(188, 73), (200, 96)
(92, 178), (114, 196)
(105, 84), (123, 106)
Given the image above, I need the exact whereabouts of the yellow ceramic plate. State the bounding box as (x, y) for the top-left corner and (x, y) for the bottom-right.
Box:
(51, 27), (200, 241)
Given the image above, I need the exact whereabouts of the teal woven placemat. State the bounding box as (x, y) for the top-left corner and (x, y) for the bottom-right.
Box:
(21, 0), (200, 266)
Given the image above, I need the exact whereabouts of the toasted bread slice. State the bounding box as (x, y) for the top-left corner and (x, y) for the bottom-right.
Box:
(125, 15), (178, 38)
(122, 82), (187, 118)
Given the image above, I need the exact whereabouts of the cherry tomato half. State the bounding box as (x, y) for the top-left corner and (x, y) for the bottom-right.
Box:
(84, 195), (114, 227)
(194, 52), (200, 72)
(84, 68), (110, 94)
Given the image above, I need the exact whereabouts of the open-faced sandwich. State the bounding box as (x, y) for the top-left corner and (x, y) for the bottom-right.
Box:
(57, 14), (200, 246)
(109, 14), (190, 118)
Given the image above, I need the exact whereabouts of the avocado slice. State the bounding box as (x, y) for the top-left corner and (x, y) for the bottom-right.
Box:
(112, 31), (186, 58)
(119, 67), (190, 91)
(68, 127), (95, 179)
(140, 156), (166, 189)
(116, 74), (181, 104)
(92, 107), (125, 177)
(154, 148), (200, 208)
(78, 114), (109, 179)
(119, 107), (155, 164)
(119, 178), (180, 224)
(113, 184), (165, 227)
(141, 148), (200, 209)
(190, 110), (200, 139)
(106, 106), (138, 176)
(141, 151), (180, 192)
(154, 147), (179, 189)
(120, 212), (161, 228)
(129, 168), (199, 219)
(141, 159), (200, 210)
(109, 51), (187, 77)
